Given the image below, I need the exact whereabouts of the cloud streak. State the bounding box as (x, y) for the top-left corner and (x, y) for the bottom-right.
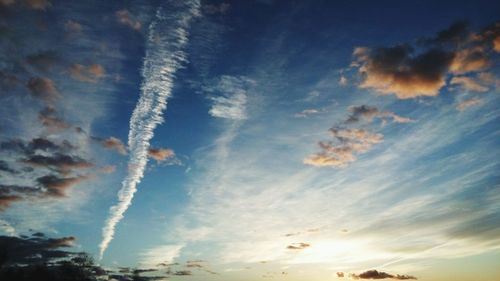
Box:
(99, 0), (200, 259)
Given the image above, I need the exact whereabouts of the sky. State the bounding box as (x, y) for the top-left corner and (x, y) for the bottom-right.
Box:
(0, 0), (499, 280)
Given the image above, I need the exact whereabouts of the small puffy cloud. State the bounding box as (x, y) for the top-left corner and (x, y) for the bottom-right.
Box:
(148, 147), (175, 162)
(456, 97), (483, 111)
(304, 128), (383, 168)
(351, 270), (417, 280)
(116, 9), (141, 31)
(346, 105), (414, 124)
(27, 77), (59, 103)
(339, 75), (348, 86)
(353, 45), (454, 99)
(286, 242), (310, 250)
(337, 272), (345, 278)
(64, 20), (82, 33)
(68, 63), (105, 83)
(450, 76), (489, 92)
(295, 109), (320, 118)
(96, 137), (127, 155)
(37, 174), (89, 197)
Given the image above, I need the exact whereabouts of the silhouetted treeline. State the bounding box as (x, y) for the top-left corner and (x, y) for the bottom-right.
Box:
(0, 234), (164, 281)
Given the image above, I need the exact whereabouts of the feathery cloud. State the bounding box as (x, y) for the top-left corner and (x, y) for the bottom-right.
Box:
(99, 1), (200, 259)
(450, 76), (489, 92)
(456, 97), (483, 111)
(208, 76), (250, 120)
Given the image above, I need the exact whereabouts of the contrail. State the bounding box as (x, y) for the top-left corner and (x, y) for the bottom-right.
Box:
(99, 1), (200, 259)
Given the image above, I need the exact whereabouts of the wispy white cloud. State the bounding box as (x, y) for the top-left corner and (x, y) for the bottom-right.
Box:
(140, 244), (184, 268)
(207, 76), (252, 120)
(99, 0), (200, 259)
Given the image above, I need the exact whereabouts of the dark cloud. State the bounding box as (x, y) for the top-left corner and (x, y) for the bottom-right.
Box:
(346, 105), (413, 124)
(352, 21), (499, 99)
(22, 153), (93, 173)
(173, 270), (192, 276)
(351, 270), (417, 280)
(0, 234), (76, 266)
(353, 45), (454, 99)
(286, 242), (310, 250)
(37, 174), (89, 197)
(25, 50), (59, 72)
(26, 77), (59, 103)
(429, 20), (470, 45)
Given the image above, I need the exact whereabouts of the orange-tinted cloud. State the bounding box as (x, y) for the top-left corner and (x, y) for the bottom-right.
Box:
(68, 63), (105, 83)
(304, 128), (383, 167)
(116, 9), (141, 31)
(450, 47), (490, 74)
(148, 147), (175, 162)
(353, 46), (454, 99)
(98, 137), (127, 155)
(0, 194), (22, 210)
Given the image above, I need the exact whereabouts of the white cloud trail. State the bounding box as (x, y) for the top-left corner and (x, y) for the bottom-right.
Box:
(99, 1), (200, 259)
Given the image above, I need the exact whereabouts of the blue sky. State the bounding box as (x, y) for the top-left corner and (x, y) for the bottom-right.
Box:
(0, 0), (499, 280)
